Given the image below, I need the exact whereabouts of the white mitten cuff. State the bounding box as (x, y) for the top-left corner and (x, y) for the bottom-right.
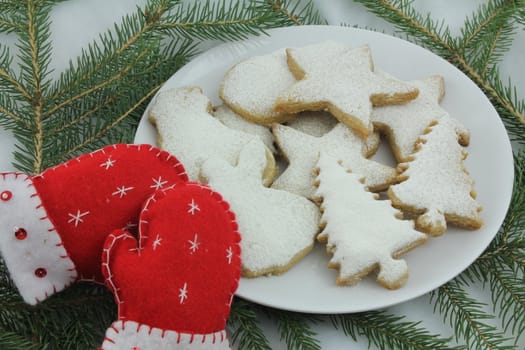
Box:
(100, 320), (231, 350)
(0, 173), (77, 304)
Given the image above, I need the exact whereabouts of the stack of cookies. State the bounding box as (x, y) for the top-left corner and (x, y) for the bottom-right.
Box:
(148, 40), (483, 290)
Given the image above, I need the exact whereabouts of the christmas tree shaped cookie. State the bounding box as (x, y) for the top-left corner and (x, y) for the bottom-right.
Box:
(149, 86), (276, 184)
(272, 123), (396, 199)
(274, 41), (419, 138)
(200, 139), (320, 277)
(388, 115), (483, 236)
(313, 153), (427, 289)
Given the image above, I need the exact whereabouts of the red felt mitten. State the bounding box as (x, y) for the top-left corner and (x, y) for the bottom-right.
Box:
(0, 144), (188, 304)
(99, 182), (241, 350)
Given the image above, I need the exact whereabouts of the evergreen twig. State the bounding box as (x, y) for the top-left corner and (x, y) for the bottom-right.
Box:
(431, 281), (515, 350)
(161, 0), (324, 41)
(459, 150), (525, 344)
(228, 300), (272, 350)
(264, 308), (322, 350)
(331, 311), (460, 350)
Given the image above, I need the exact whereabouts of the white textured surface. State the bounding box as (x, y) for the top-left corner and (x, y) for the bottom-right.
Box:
(0, 1), (522, 349)
(315, 153), (427, 288)
(272, 123), (397, 197)
(201, 140), (319, 276)
(219, 48), (296, 122)
(148, 87), (267, 181)
(371, 75), (447, 161)
(389, 115), (482, 232)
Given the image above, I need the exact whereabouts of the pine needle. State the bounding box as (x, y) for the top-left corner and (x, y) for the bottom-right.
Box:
(264, 308), (322, 350)
(459, 149), (525, 344)
(331, 311), (460, 350)
(228, 300), (272, 350)
(431, 280), (515, 350)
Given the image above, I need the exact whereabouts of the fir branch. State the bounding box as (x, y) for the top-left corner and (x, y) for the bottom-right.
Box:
(456, 0), (516, 75)
(0, 44), (29, 128)
(3, 0), (198, 172)
(11, 0), (54, 174)
(0, 45), (32, 104)
(0, 329), (38, 350)
(0, 260), (115, 349)
(264, 308), (322, 350)
(351, 0), (525, 144)
(58, 81), (161, 161)
(266, 0), (325, 26)
(228, 300), (272, 350)
(161, 0), (323, 41)
(331, 311), (459, 350)
(459, 150), (525, 344)
(0, 1), (22, 33)
(351, 0), (455, 57)
(431, 280), (514, 350)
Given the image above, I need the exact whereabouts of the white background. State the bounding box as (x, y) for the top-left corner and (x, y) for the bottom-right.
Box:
(0, 1), (523, 349)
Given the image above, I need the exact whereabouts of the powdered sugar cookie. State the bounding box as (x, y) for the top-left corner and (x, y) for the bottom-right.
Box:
(200, 139), (320, 277)
(219, 48), (296, 125)
(371, 74), (462, 162)
(313, 153), (427, 289)
(272, 123), (397, 199)
(388, 114), (482, 236)
(286, 111), (338, 137)
(274, 41), (419, 138)
(149, 86), (277, 185)
(212, 104), (276, 153)
(286, 111), (381, 158)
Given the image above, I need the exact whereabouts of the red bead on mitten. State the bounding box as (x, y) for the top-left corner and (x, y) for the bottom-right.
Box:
(100, 182), (241, 350)
(0, 144), (188, 304)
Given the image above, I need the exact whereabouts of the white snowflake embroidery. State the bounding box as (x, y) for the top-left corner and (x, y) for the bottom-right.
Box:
(112, 185), (134, 198)
(152, 234), (162, 250)
(150, 176), (168, 190)
(226, 247), (234, 264)
(178, 282), (188, 304)
(187, 199), (200, 215)
(188, 234), (200, 254)
(100, 157), (116, 170)
(67, 210), (90, 227)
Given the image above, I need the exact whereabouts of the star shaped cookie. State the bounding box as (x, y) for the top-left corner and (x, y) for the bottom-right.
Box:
(371, 74), (464, 162)
(272, 123), (397, 199)
(274, 41), (419, 138)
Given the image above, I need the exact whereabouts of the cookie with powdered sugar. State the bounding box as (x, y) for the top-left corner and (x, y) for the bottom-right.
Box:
(286, 111), (381, 158)
(388, 114), (482, 236)
(313, 153), (427, 289)
(371, 74), (467, 162)
(272, 123), (397, 199)
(200, 139), (320, 277)
(219, 49), (296, 125)
(274, 41), (419, 138)
(212, 104), (276, 154)
(149, 86), (277, 185)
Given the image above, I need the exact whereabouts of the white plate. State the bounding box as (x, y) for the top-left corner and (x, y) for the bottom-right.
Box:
(134, 25), (514, 314)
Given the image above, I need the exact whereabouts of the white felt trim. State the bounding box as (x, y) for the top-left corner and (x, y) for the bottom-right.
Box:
(100, 320), (231, 350)
(0, 173), (77, 304)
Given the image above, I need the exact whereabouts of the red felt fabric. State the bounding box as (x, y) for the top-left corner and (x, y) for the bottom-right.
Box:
(102, 183), (241, 334)
(32, 144), (188, 282)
